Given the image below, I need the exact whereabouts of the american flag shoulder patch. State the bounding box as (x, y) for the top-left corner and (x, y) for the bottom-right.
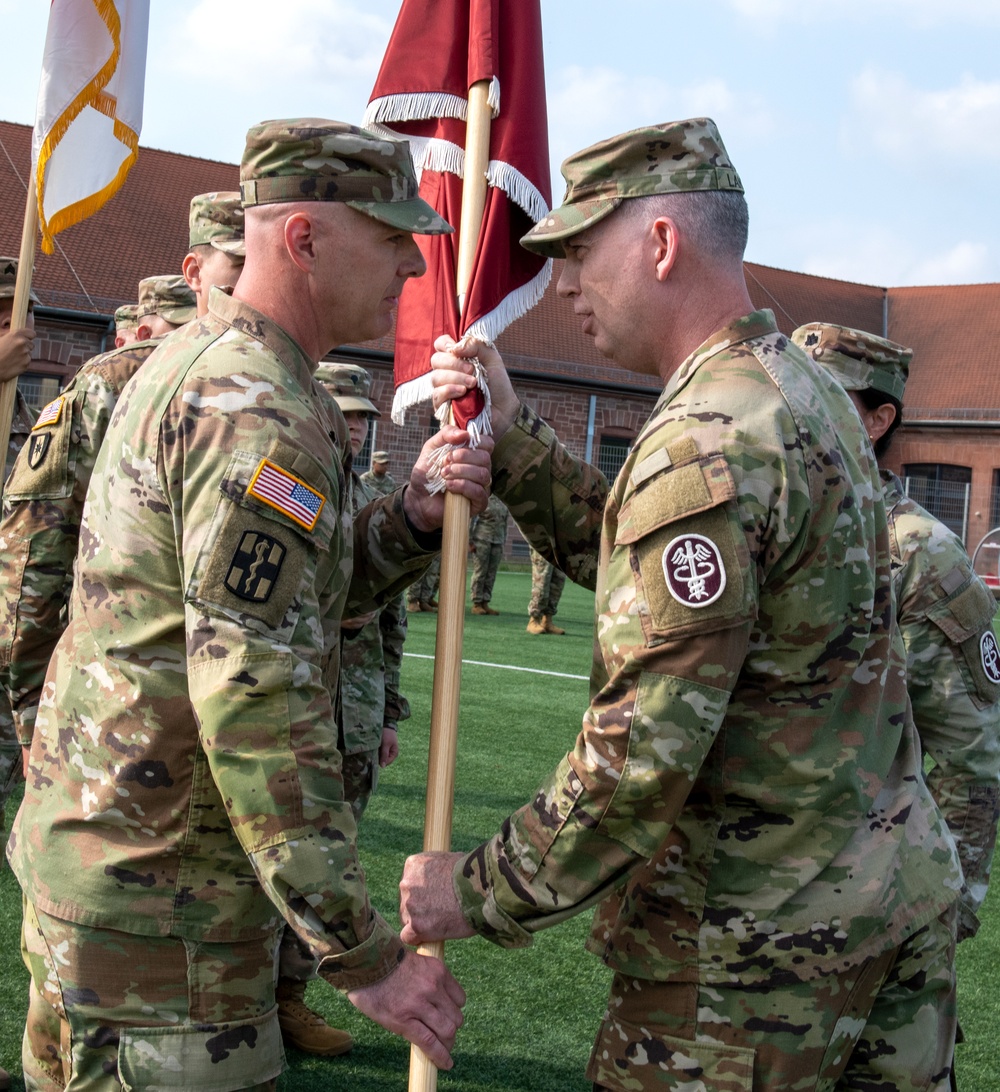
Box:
(33, 395), (65, 430)
(247, 458), (326, 532)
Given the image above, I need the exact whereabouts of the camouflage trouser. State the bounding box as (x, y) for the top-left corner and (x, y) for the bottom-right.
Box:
(407, 554), (441, 604)
(22, 900), (284, 1091)
(589, 908), (957, 1091)
(470, 539), (503, 605)
(0, 693), (22, 849)
(528, 551), (567, 620)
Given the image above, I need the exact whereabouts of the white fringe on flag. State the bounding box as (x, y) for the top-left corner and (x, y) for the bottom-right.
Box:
(464, 260), (552, 345)
(364, 92), (468, 127)
(486, 76), (500, 117)
(486, 159), (550, 222)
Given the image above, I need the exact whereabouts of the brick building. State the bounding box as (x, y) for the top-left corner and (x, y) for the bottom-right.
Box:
(2, 119), (998, 567)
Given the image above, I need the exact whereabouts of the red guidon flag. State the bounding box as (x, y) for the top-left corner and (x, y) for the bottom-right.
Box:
(32, 0), (149, 255)
(364, 0), (551, 441)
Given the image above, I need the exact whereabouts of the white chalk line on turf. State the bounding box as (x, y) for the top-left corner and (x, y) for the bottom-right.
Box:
(403, 652), (588, 681)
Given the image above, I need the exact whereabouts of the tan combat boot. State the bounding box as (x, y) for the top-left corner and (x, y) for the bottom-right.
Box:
(276, 980), (353, 1057)
(526, 616), (546, 634)
(543, 616), (566, 635)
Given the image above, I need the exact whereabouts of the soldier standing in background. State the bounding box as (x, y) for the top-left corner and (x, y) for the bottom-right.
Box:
(7, 118), (483, 1090)
(407, 553), (441, 612)
(0, 256), (39, 1092)
(362, 449), (397, 494)
(113, 303), (139, 348)
(403, 118), (963, 1090)
(182, 191), (246, 314)
(526, 546), (567, 635)
(470, 492), (509, 615)
(795, 321), (1000, 1082)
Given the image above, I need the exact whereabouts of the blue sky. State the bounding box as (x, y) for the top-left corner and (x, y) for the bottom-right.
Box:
(1, 0), (997, 287)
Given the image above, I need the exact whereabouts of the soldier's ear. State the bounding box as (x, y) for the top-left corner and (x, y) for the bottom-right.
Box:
(651, 217), (680, 283)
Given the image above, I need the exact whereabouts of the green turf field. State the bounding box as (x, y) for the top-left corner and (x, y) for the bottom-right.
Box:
(1, 571), (997, 1089)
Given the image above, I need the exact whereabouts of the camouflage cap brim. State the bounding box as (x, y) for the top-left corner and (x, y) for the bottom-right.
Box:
(212, 238), (247, 258)
(157, 304), (197, 325)
(346, 197), (453, 237)
(332, 394), (381, 416)
(520, 197), (623, 258)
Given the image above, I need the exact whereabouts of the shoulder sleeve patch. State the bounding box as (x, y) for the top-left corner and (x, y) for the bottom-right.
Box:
(33, 396), (66, 430)
(4, 392), (78, 501)
(247, 458), (326, 532)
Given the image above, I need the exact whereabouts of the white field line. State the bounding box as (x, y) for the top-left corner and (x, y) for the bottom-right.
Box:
(403, 652), (588, 682)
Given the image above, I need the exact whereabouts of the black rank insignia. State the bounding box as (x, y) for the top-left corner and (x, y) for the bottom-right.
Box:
(27, 433), (51, 469)
(226, 531), (286, 603)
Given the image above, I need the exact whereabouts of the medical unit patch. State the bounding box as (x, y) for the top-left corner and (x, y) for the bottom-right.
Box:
(247, 459), (325, 531)
(662, 532), (727, 608)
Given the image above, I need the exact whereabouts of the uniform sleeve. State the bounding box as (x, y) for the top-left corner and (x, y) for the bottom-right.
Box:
(454, 437), (766, 945)
(491, 404), (608, 591)
(901, 586), (1000, 938)
(178, 427), (404, 989)
(0, 376), (113, 746)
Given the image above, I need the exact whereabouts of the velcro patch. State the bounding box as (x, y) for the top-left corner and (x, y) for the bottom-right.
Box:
(247, 459), (325, 531)
(662, 533), (727, 608)
(226, 531), (287, 603)
(33, 396), (65, 430)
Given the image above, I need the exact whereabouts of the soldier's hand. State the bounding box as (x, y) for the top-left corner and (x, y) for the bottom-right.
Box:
(400, 851), (476, 945)
(431, 335), (520, 439)
(0, 326), (35, 381)
(379, 726), (399, 767)
(403, 426), (493, 532)
(347, 949), (466, 1070)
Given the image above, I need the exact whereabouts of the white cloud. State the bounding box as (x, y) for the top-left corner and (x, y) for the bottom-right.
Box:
(727, 0), (1000, 25)
(847, 69), (1000, 165)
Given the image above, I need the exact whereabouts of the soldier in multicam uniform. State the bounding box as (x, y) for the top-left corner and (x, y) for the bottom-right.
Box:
(6, 119), (486, 1090)
(470, 492), (509, 614)
(362, 449), (398, 495)
(183, 191), (246, 313)
(526, 545), (567, 634)
(112, 303), (139, 348)
(0, 255), (39, 1092)
(316, 364), (410, 817)
(401, 118), (964, 1091)
(407, 552), (441, 612)
(794, 321), (1000, 1082)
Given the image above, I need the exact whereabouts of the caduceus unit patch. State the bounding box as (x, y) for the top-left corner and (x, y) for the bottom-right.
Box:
(226, 531), (286, 603)
(981, 630), (1000, 685)
(662, 532), (727, 608)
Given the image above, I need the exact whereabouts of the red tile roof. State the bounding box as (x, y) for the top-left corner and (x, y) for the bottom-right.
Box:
(2, 119), (997, 417)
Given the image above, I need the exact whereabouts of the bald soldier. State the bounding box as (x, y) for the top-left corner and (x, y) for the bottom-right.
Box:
(7, 119), (488, 1091)
(402, 119), (962, 1091)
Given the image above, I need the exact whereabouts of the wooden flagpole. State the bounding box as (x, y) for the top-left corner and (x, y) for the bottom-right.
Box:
(408, 77), (493, 1092)
(0, 183), (39, 463)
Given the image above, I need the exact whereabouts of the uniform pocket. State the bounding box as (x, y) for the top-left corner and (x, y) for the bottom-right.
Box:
(118, 1009), (284, 1091)
(587, 1013), (754, 1090)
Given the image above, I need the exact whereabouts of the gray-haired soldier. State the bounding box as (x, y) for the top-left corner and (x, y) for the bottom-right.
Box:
(401, 118), (963, 1091)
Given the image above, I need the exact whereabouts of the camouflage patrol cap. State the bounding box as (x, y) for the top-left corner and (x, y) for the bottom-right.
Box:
(189, 191), (246, 257)
(136, 275), (197, 325)
(0, 256), (40, 303)
(114, 304), (139, 334)
(372, 450), (390, 464)
(792, 322), (912, 403)
(240, 118), (453, 236)
(315, 362), (381, 416)
(521, 118), (744, 258)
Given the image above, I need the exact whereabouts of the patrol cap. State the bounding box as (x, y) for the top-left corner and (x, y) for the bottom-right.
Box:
(189, 191), (246, 257)
(315, 362), (380, 416)
(521, 118), (743, 259)
(0, 256), (40, 304)
(114, 304), (139, 334)
(372, 450), (390, 464)
(792, 322), (912, 403)
(240, 118), (453, 236)
(136, 275), (197, 325)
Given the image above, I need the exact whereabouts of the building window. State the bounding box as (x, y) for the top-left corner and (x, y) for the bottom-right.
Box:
(597, 435), (632, 483)
(903, 463), (972, 541)
(991, 470), (1000, 530)
(18, 373), (61, 411)
(358, 420), (375, 471)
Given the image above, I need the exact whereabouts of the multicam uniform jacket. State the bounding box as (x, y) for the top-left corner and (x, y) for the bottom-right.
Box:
(0, 340), (161, 749)
(7, 289), (435, 989)
(340, 471), (410, 757)
(883, 469), (1000, 939)
(360, 468), (398, 497)
(454, 310), (961, 987)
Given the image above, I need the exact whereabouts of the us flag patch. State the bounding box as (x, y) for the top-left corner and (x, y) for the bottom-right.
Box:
(247, 458), (325, 531)
(33, 396), (65, 430)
